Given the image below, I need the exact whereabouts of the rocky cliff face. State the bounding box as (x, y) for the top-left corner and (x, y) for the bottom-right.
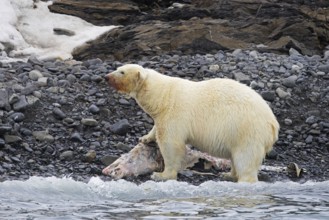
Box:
(49, 0), (329, 61)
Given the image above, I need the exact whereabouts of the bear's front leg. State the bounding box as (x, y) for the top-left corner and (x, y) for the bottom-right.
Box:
(139, 125), (156, 144)
(151, 139), (186, 181)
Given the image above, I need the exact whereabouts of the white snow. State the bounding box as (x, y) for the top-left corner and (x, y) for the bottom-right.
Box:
(0, 0), (117, 62)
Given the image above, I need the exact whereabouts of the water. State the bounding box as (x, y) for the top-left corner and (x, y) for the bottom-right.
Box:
(0, 177), (328, 219)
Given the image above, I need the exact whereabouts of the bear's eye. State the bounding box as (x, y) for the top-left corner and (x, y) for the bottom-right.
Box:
(120, 71), (125, 75)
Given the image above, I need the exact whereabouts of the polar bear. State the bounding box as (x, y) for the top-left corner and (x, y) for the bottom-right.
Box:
(105, 64), (280, 183)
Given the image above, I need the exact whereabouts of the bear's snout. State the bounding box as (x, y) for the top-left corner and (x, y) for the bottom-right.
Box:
(104, 73), (115, 85)
(105, 74), (115, 86)
(105, 74), (124, 91)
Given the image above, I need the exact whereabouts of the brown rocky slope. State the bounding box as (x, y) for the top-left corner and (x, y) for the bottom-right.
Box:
(48, 0), (329, 61)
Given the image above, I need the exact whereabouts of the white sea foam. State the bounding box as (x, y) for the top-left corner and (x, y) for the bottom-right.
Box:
(88, 177), (329, 202)
(1, 177), (328, 219)
(1, 176), (328, 202)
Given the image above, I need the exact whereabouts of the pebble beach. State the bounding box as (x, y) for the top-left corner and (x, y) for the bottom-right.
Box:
(0, 48), (328, 184)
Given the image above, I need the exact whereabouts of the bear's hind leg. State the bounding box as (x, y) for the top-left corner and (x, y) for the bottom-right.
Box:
(232, 147), (263, 183)
(221, 161), (238, 182)
(151, 140), (186, 181)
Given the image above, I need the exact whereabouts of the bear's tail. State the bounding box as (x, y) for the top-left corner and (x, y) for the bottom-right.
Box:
(265, 120), (280, 153)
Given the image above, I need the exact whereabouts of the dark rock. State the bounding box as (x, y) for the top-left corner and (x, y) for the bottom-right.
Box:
(22, 143), (33, 152)
(305, 135), (313, 144)
(4, 156), (12, 163)
(233, 72), (250, 85)
(57, 80), (71, 87)
(90, 141), (101, 148)
(12, 96), (29, 111)
(87, 58), (103, 66)
(83, 150), (96, 163)
(250, 81), (262, 90)
(49, 0), (140, 26)
(70, 132), (84, 142)
(87, 88), (97, 96)
(322, 122), (329, 128)
(63, 117), (76, 126)
(81, 118), (98, 126)
(80, 75), (91, 81)
(9, 112), (25, 122)
(21, 84), (39, 95)
(0, 138), (5, 147)
(100, 155), (119, 166)
(0, 89), (10, 110)
(282, 75), (298, 88)
(267, 149), (278, 160)
(88, 104), (100, 114)
(4, 135), (22, 144)
(115, 142), (131, 152)
(118, 98), (130, 105)
(60, 150), (74, 161)
(318, 64), (329, 73)
(11, 156), (21, 163)
(91, 75), (103, 83)
(309, 129), (321, 135)
(66, 74), (77, 83)
(0, 125), (12, 135)
(45, 146), (54, 154)
(261, 91), (276, 102)
(110, 119), (130, 135)
(52, 107), (66, 119)
(97, 98), (107, 106)
(53, 28), (75, 36)
(20, 127), (32, 136)
(306, 116), (317, 124)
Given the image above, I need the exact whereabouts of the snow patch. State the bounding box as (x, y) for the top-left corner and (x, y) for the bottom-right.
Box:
(0, 0), (116, 62)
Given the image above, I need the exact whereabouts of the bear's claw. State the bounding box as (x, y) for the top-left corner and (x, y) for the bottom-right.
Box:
(139, 134), (155, 144)
(151, 171), (177, 181)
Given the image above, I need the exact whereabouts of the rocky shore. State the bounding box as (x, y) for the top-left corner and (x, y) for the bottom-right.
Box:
(0, 49), (328, 184)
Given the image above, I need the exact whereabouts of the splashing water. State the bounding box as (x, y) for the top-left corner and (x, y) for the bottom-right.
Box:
(0, 177), (328, 219)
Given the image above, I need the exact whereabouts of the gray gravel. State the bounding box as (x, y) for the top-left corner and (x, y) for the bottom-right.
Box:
(0, 49), (328, 184)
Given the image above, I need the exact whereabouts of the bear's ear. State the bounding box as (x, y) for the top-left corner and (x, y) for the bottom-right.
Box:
(137, 71), (144, 81)
(136, 69), (146, 83)
(134, 71), (141, 85)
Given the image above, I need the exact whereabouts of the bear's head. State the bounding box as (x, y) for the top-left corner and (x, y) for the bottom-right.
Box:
(105, 64), (147, 97)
